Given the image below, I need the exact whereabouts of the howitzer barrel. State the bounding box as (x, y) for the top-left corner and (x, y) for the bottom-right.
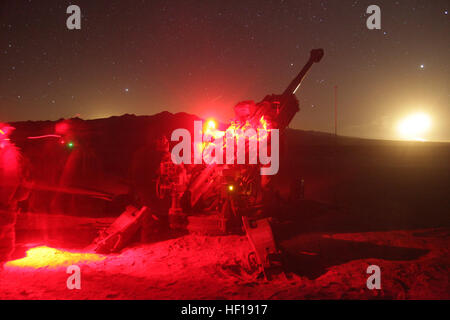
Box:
(282, 48), (324, 97)
(271, 48), (324, 130)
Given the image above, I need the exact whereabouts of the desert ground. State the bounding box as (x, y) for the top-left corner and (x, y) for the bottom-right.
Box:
(0, 211), (448, 299)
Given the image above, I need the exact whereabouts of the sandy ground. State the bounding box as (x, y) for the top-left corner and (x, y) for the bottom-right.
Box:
(0, 213), (448, 300)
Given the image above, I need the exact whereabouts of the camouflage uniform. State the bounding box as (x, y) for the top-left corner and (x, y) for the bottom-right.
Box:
(0, 125), (21, 266)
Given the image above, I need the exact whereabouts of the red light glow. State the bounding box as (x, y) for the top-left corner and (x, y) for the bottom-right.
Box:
(197, 115), (273, 161)
(207, 119), (216, 130)
(55, 122), (70, 135)
(27, 134), (62, 140)
(5, 246), (105, 269)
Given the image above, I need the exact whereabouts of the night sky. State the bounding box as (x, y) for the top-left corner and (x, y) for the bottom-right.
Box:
(0, 0), (448, 141)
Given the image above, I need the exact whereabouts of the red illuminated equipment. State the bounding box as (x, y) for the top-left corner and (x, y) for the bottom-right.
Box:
(153, 49), (324, 278)
(0, 124), (14, 136)
(181, 49), (323, 212)
(0, 124), (14, 146)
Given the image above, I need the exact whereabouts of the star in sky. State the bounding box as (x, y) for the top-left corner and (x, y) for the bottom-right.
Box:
(0, 0), (448, 141)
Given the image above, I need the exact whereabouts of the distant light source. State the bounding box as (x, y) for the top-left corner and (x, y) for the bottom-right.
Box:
(397, 112), (431, 141)
(228, 185), (234, 191)
(67, 142), (74, 148)
(207, 119), (216, 130)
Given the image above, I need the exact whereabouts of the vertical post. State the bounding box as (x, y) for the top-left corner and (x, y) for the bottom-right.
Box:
(334, 85), (338, 136)
(333, 85), (338, 206)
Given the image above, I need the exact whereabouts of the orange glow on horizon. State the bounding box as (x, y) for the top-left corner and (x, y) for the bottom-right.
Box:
(5, 246), (105, 269)
(397, 112), (432, 141)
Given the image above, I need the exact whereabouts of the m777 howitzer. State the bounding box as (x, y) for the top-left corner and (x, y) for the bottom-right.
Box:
(184, 48), (324, 210)
(173, 48), (324, 279)
(92, 50), (324, 278)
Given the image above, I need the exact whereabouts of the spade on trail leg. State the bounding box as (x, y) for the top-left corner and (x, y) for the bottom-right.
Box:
(90, 206), (149, 253)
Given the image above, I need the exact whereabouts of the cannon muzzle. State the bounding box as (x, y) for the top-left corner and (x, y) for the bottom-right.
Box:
(283, 48), (324, 97)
